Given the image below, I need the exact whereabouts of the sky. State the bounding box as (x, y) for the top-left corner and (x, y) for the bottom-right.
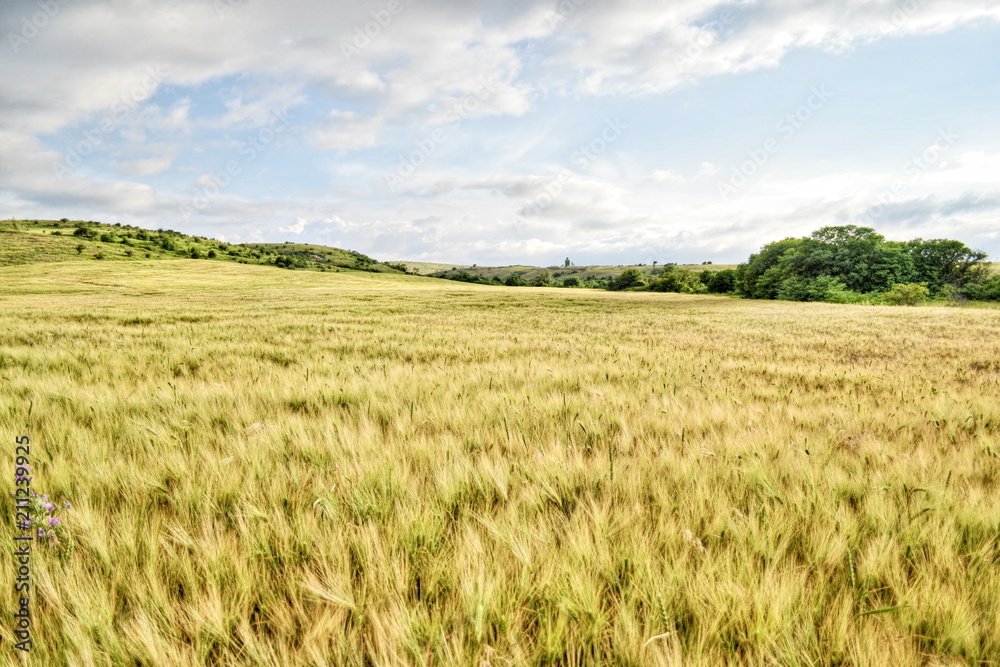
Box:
(2, 0), (1000, 266)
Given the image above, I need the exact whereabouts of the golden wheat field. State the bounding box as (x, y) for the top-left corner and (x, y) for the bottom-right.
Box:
(2, 260), (1000, 666)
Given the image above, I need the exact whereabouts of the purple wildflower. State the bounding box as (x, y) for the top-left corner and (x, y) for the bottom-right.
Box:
(49, 517), (61, 527)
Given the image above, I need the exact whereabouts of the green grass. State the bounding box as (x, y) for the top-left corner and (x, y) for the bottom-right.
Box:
(2, 258), (1000, 664)
(0, 219), (403, 274)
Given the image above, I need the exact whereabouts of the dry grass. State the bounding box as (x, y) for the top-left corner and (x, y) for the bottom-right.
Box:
(1, 260), (999, 666)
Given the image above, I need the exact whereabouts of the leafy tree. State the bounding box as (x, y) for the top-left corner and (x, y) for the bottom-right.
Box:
(564, 257), (572, 267)
(608, 268), (646, 291)
(780, 226), (913, 293)
(907, 238), (989, 291)
(960, 275), (1000, 301)
(736, 237), (804, 299)
(504, 274), (527, 286)
(776, 275), (854, 303)
(530, 270), (553, 287)
(736, 226), (990, 301)
(648, 266), (705, 293)
(562, 277), (580, 287)
(705, 269), (738, 293)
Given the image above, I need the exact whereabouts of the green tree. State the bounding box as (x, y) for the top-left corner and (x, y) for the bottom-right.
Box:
(609, 268), (646, 291)
(530, 270), (553, 287)
(705, 269), (738, 294)
(736, 237), (804, 299)
(504, 273), (527, 287)
(648, 266), (705, 293)
(906, 238), (989, 291)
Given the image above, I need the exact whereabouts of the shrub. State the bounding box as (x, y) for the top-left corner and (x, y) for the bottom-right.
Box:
(207, 250), (217, 259)
(882, 283), (930, 306)
(75, 244), (85, 254)
(504, 274), (527, 287)
(777, 276), (857, 303)
(94, 252), (105, 260)
(648, 267), (706, 294)
(960, 276), (1000, 301)
(562, 277), (580, 288)
(530, 271), (553, 287)
(73, 227), (94, 238)
(706, 269), (738, 294)
(608, 268), (646, 291)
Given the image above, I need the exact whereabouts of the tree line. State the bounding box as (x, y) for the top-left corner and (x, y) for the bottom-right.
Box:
(439, 226), (999, 304)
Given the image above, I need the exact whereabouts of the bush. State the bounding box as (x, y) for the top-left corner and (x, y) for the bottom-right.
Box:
(530, 271), (553, 287)
(777, 276), (857, 303)
(561, 277), (580, 287)
(504, 274), (527, 287)
(608, 268), (646, 291)
(75, 244), (85, 254)
(73, 227), (95, 238)
(961, 276), (1000, 301)
(207, 250), (217, 259)
(706, 269), (738, 294)
(648, 267), (706, 294)
(882, 283), (930, 306)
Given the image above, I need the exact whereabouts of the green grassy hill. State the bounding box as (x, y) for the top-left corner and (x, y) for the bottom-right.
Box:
(0, 219), (405, 274)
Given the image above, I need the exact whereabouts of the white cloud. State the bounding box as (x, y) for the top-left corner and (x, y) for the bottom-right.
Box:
(280, 217), (308, 234)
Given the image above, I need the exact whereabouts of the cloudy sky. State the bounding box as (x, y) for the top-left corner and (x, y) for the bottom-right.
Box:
(3, 0), (999, 265)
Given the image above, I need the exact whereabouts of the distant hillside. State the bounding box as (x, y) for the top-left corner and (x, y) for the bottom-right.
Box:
(0, 219), (406, 274)
(407, 261), (738, 283)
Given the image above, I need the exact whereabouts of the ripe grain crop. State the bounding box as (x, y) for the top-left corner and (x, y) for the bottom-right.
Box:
(1, 260), (999, 665)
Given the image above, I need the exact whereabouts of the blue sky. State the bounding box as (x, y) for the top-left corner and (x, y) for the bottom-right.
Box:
(2, 0), (999, 265)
